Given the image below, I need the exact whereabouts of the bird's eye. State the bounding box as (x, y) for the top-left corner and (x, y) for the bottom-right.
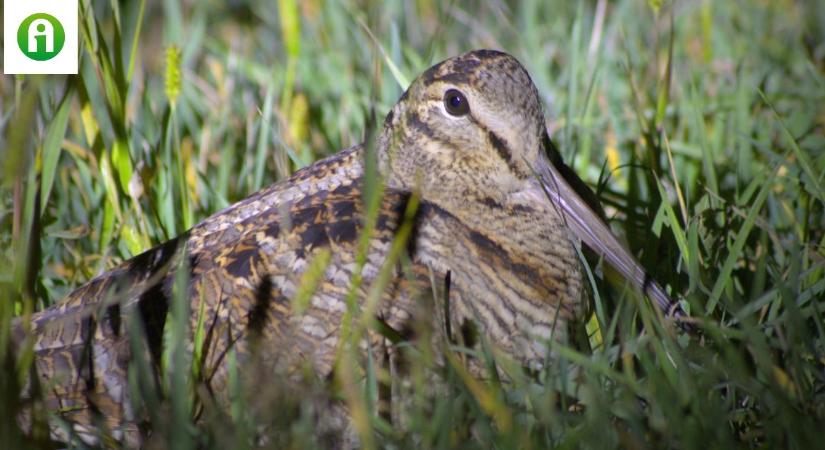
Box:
(443, 89), (470, 116)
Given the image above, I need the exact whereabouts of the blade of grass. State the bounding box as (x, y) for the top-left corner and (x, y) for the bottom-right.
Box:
(759, 89), (825, 203)
(706, 163), (779, 315)
(39, 90), (74, 217)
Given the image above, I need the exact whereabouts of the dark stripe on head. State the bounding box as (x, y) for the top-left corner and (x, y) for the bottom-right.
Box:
(406, 107), (468, 159)
(421, 61), (447, 85)
(407, 109), (437, 140)
(487, 131), (512, 167)
(449, 56), (483, 75)
(486, 130), (527, 179)
(470, 49), (508, 60)
(422, 57), (483, 87)
(428, 72), (472, 87)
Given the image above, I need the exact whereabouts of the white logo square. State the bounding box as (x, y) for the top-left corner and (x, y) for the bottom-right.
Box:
(3, 0), (79, 74)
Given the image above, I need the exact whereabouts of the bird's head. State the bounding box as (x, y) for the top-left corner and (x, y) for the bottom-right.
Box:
(378, 49), (549, 209)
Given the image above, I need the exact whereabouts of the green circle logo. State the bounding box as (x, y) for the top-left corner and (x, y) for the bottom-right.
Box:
(17, 13), (65, 61)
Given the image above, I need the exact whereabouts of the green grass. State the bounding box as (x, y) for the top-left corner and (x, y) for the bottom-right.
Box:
(2, 0), (825, 448)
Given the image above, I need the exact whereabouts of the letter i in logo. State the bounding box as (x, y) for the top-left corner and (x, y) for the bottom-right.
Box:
(18, 13), (66, 61)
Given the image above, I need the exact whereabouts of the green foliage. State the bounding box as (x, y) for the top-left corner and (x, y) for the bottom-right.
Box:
(1, 0), (824, 448)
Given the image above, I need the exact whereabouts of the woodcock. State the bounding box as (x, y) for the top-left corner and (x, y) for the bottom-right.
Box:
(13, 49), (677, 445)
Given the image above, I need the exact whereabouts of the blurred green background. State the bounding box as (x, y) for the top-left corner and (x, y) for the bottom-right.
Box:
(1, 0), (824, 448)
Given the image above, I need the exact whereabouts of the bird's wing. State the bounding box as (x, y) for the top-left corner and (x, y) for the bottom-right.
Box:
(14, 144), (418, 444)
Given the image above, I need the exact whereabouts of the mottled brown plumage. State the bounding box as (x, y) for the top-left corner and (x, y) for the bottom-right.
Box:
(13, 49), (676, 446)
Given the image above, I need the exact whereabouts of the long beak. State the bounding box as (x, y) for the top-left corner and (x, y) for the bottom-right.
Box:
(533, 153), (679, 318)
